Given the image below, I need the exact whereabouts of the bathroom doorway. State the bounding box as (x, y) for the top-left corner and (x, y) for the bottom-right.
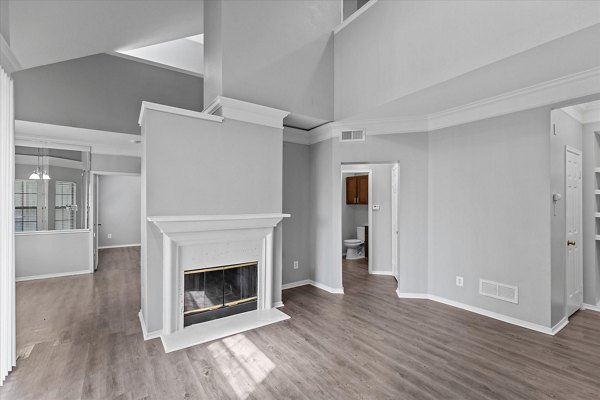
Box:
(340, 162), (399, 280)
(341, 168), (372, 273)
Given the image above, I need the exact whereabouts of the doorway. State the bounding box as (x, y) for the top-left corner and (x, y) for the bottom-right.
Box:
(339, 162), (399, 283)
(89, 172), (141, 271)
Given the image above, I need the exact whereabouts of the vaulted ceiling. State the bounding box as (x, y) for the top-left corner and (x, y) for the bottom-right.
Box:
(6, 0), (203, 69)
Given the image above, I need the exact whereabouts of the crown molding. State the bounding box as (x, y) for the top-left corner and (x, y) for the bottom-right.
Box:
(138, 101), (223, 126)
(204, 96), (290, 129)
(427, 66), (600, 131)
(0, 34), (21, 74)
(308, 67), (600, 144)
(15, 120), (142, 157)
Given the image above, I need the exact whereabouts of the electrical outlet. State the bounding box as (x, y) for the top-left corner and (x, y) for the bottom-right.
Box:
(293, 261), (299, 269)
(107, 233), (112, 239)
(456, 276), (464, 287)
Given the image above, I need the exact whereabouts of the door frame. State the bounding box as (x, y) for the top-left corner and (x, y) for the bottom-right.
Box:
(88, 171), (141, 272)
(391, 163), (400, 282)
(564, 146), (583, 317)
(340, 167), (373, 273)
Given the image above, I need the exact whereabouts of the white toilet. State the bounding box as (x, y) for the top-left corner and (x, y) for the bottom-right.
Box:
(344, 226), (366, 260)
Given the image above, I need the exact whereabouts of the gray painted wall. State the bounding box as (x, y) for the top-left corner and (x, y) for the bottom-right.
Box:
(91, 154), (141, 174)
(282, 142), (311, 284)
(142, 110), (283, 333)
(583, 121), (600, 307)
(428, 108), (552, 327)
(16, 231), (90, 279)
(13, 53), (203, 135)
(550, 109), (582, 325)
(0, 0), (9, 44)
(98, 175), (141, 248)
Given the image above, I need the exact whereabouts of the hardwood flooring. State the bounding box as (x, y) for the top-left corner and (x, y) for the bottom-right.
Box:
(1, 248), (600, 399)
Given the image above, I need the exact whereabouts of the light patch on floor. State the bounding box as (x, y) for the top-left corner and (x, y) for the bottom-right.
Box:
(208, 334), (275, 399)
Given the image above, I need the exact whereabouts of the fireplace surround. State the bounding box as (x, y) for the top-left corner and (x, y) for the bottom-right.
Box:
(146, 213), (290, 352)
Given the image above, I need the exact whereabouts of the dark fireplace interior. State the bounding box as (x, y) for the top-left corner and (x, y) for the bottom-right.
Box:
(183, 262), (258, 327)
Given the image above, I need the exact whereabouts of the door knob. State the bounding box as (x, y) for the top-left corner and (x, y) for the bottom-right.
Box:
(567, 240), (576, 246)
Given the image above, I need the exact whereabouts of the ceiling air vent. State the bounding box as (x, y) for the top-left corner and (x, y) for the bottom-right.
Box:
(340, 129), (365, 142)
(479, 279), (518, 304)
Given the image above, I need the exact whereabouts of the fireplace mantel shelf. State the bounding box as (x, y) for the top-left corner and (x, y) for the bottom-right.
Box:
(147, 213), (290, 234)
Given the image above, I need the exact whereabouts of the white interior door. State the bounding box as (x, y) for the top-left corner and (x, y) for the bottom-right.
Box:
(566, 147), (583, 317)
(391, 164), (399, 281)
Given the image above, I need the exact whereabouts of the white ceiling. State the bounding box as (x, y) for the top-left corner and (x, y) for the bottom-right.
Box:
(8, 0), (204, 69)
(113, 37), (204, 77)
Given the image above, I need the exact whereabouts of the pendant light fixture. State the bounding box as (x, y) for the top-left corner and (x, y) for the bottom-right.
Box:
(28, 146), (51, 180)
(28, 148), (41, 179)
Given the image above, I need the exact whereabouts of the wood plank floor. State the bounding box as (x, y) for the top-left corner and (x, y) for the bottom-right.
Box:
(1, 249), (600, 399)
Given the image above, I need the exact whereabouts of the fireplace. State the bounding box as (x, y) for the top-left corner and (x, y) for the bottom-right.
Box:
(184, 262), (258, 326)
(145, 213), (290, 352)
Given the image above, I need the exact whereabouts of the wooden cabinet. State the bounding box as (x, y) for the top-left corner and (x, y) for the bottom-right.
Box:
(346, 175), (368, 204)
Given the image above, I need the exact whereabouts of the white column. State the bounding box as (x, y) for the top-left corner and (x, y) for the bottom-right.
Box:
(162, 235), (179, 335)
(0, 64), (15, 386)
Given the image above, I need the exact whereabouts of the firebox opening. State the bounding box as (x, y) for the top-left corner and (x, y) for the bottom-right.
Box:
(183, 262), (258, 327)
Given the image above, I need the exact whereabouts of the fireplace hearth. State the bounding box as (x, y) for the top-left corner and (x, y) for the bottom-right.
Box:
(184, 262), (258, 326)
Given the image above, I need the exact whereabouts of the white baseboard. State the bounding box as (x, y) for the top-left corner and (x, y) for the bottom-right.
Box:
(395, 289), (429, 299)
(281, 279), (312, 290)
(282, 279), (344, 294)
(583, 303), (600, 313)
(396, 289), (564, 336)
(16, 269), (91, 282)
(98, 243), (141, 249)
(551, 317), (569, 335)
(371, 270), (394, 276)
(272, 301), (284, 308)
(138, 310), (161, 340)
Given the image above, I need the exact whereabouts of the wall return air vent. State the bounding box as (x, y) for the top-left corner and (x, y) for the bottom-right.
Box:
(340, 129), (366, 142)
(479, 279), (519, 304)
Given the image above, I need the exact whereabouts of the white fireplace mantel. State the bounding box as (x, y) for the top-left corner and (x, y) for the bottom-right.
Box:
(146, 213), (290, 352)
(148, 213), (290, 234)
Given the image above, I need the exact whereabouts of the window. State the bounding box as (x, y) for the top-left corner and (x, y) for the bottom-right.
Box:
(55, 181), (77, 230)
(15, 180), (38, 232)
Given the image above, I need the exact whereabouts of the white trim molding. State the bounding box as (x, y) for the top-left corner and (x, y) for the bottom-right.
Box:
(16, 269), (91, 282)
(396, 291), (569, 336)
(272, 301), (284, 308)
(582, 303), (600, 313)
(309, 67), (600, 144)
(282, 279), (344, 294)
(0, 64), (15, 386)
(0, 34), (21, 74)
(98, 243), (141, 249)
(138, 310), (161, 340)
(138, 101), (223, 127)
(371, 270), (394, 276)
(203, 96), (290, 130)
